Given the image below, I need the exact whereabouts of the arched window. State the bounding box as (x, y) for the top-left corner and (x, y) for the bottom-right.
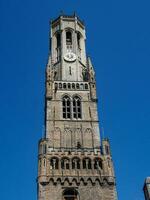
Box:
(66, 31), (72, 45)
(85, 83), (88, 89)
(59, 83), (62, 89)
(72, 158), (80, 169)
(67, 83), (71, 89)
(61, 158), (70, 170)
(73, 96), (82, 119)
(63, 83), (66, 89)
(80, 83), (84, 90)
(83, 158), (91, 169)
(62, 96), (71, 119)
(76, 83), (79, 89)
(72, 83), (75, 89)
(63, 189), (78, 200)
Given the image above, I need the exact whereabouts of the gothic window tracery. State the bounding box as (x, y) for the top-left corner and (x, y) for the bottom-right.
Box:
(62, 95), (82, 119)
(62, 96), (71, 119)
(73, 96), (81, 119)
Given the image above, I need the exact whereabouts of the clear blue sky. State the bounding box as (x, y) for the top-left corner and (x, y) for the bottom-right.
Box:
(0, 0), (150, 199)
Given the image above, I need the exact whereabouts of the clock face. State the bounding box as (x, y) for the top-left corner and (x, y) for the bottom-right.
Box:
(64, 52), (76, 62)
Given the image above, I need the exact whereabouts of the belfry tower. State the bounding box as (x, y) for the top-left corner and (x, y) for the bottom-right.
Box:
(37, 14), (117, 200)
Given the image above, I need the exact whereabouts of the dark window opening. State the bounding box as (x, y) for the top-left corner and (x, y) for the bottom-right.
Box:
(66, 31), (72, 45)
(77, 142), (81, 149)
(85, 84), (88, 89)
(61, 160), (64, 169)
(50, 158), (59, 169)
(66, 163), (69, 169)
(83, 159), (86, 169)
(59, 83), (62, 89)
(68, 83), (71, 89)
(73, 96), (82, 119)
(72, 83), (75, 89)
(69, 66), (72, 75)
(63, 83), (66, 89)
(76, 83), (79, 89)
(56, 33), (61, 48)
(94, 159), (103, 170)
(105, 145), (110, 155)
(77, 32), (81, 48)
(63, 189), (78, 200)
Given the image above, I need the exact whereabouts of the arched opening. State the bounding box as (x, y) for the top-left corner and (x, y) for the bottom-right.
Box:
(50, 157), (59, 169)
(68, 83), (71, 89)
(62, 96), (71, 119)
(72, 83), (75, 89)
(83, 158), (92, 169)
(85, 83), (88, 89)
(63, 188), (78, 200)
(66, 31), (72, 45)
(73, 96), (82, 119)
(80, 83), (84, 90)
(76, 83), (79, 89)
(63, 83), (67, 89)
(61, 158), (70, 170)
(72, 158), (80, 169)
(59, 83), (62, 89)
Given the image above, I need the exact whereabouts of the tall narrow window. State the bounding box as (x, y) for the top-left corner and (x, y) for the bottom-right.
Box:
(69, 66), (72, 75)
(77, 32), (81, 48)
(62, 96), (71, 119)
(56, 33), (61, 48)
(56, 33), (61, 61)
(73, 96), (82, 119)
(66, 31), (72, 45)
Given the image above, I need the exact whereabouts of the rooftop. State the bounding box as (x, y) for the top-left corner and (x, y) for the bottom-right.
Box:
(51, 13), (84, 27)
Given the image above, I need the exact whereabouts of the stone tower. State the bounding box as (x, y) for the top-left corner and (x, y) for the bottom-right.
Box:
(37, 14), (117, 200)
(143, 177), (150, 200)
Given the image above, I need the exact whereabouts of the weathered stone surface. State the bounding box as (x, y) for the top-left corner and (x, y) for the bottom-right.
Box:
(37, 14), (117, 200)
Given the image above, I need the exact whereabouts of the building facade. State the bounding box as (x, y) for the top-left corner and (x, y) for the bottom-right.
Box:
(143, 177), (150, 200)
(37, 14), (117, 200)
